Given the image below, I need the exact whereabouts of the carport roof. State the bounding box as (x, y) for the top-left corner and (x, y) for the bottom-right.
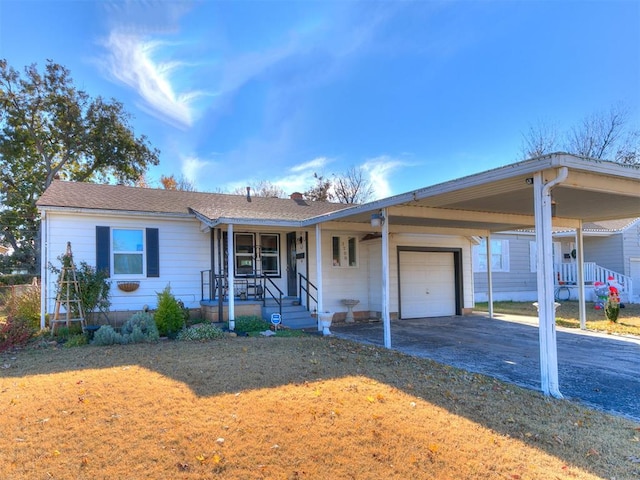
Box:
(305, 153), (640, 233)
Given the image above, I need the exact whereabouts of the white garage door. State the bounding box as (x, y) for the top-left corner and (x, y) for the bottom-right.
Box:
(399, 251), (456, 318)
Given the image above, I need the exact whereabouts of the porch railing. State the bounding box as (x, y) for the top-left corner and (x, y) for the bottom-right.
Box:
(298, 272), (317, 313)
(262, 276), (283, 317)
(555, 263), (633, 298)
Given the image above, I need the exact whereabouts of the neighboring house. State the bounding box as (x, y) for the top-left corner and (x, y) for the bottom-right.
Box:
(0, 245), (9, 255)
(473, 218), (640, 303)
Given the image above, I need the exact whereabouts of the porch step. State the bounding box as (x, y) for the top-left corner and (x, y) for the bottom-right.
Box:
(262, 297), (317, 329)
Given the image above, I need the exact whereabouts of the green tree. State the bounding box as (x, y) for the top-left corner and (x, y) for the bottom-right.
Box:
(0, 60), (160, 272)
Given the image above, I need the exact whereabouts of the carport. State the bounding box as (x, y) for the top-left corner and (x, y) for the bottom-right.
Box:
(306, 153), (640, 398)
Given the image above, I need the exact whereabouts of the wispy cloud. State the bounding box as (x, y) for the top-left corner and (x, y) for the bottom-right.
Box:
(99, 31), (208, 128)
(361, 155), (406, 199)
(181, 154), (212, 187)
(289, 157), (331, 173)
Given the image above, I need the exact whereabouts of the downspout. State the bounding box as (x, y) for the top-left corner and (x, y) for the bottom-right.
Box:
(535, 166), (568, 399)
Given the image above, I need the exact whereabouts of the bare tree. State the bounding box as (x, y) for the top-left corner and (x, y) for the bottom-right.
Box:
(304, 173), (333, 201)
(519, 120), (559, 159)
(565, 105), (627, 159)
(333, 166), (374, 204)
(519, 104), (639, 165)
(232, 180), (286, 198)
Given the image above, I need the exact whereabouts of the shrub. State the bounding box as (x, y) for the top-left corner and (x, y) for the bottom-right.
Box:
(154, 286), (184, 338)
(64, 334), (88, 348)
(0, 317), (34, 352)
(49, 259), (111, 317)
(229, 315), (270, 332)
(178, 323), (224, 341)
(92, 325), (125, 346)
(5, 283), (41, 331)
(122, 312), (159, 343)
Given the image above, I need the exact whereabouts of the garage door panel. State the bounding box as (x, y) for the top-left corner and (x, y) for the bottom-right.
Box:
(400, 251), (455, 318)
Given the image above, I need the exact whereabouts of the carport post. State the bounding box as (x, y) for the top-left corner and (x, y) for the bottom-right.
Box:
(381, 208), (391, 348)
(533, 169), (565, 398)
(486, 233), (494, 318)
(576, 222), (587, 330)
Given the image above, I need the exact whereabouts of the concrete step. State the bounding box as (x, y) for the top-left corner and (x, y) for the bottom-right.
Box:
(262, 298), (317, 329)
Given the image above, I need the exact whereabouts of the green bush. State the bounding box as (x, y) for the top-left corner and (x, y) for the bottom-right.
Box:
(178, 323), (224, 341)
(122, 312), (159, 343)
(64, 334), (88, 348)
(229, 315), (270, 332)
(154, 286), (184, 338)
(5, 283), (41, 331)
(92, 325), (125, 346)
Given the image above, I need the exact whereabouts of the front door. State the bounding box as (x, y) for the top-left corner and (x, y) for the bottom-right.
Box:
(286, 232), (297, 296)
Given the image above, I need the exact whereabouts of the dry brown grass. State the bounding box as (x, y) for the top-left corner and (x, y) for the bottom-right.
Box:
(475, 301), (640, 336)
(1, 337), (639, 479)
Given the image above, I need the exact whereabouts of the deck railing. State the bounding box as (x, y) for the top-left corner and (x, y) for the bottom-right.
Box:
(555, 262), (633, 298)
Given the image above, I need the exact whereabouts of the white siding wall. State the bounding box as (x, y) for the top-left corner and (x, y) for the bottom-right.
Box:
(306, 229), (473, 316)
(622, 224), (640, 277)
(43, 212), (210, 314)
(584, 235), (624, 273)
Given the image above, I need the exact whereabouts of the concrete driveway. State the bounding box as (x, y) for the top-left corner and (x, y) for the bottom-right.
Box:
(330, 314), (640, 422)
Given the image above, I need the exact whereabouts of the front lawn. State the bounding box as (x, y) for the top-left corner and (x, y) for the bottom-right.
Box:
(474, 301), (640, 336)
(1, 337), (639, 479)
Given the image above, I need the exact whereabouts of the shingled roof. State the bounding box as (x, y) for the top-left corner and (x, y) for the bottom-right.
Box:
(36, 181), (349, 224)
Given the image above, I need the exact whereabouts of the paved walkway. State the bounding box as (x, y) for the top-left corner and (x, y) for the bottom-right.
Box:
(330, 314), (640, 422)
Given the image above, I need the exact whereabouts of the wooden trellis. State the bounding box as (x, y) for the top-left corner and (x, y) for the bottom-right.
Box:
(51, 242), (86, 331)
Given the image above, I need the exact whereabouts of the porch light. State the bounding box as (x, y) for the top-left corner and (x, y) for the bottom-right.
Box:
(370, 212), (384, 228)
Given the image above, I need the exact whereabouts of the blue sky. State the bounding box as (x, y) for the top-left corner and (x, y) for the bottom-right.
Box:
(1, 1), (639, 198)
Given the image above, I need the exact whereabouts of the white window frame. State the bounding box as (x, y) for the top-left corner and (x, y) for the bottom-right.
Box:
(473, 238), (510, 273)
(233, 233), (281, 277)
(332, 235), (358, 268)
(259, 233), (280, 276)
(112, 228), (145, 277)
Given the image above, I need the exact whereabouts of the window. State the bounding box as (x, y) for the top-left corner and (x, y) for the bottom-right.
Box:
(96, 226), (159, 278)
(260, 234), (280, 275)
(232, 233), (281, 276)
(235, 233), (255, 275)
(473, 238), (509, 273)
(113, 229), (144, 275)
(332, 235), (358, 267)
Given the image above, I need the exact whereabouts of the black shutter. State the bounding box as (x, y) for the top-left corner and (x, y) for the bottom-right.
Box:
(96, 226), (110, 277)
(146, 228), (159, 277)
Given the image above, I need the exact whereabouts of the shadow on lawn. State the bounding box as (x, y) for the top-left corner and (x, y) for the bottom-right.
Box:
(2, 330), (639, 479)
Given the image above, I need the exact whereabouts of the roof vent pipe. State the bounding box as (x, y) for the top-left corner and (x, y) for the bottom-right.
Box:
(246, 186), (251, 202)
